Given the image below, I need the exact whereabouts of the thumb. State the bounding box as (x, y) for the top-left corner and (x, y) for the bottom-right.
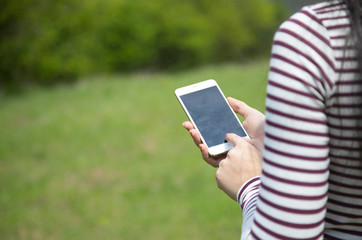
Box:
(227, 97), (253, 119)
(225, 133), (243, 147)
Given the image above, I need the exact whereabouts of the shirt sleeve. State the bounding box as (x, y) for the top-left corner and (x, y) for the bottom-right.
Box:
(237, 177), (261, 240)
(237, 4), (336, 239)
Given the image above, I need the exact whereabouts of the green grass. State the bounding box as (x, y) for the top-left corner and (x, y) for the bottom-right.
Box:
(0, 59), (269, 240)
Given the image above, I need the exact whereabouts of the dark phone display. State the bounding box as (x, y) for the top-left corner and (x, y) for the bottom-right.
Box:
(180, 86), (247, 147)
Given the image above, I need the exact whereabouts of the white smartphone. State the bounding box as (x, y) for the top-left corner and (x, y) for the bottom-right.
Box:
(175, 79), (249, 156)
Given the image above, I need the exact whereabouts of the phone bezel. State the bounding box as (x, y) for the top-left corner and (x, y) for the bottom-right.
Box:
(175, 79), (249, 156)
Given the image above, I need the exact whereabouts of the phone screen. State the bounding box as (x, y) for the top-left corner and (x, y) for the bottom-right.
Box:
(180, 86), (247, 147)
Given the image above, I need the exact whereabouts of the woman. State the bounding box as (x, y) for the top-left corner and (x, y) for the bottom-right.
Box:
(183, 0), (362, 239)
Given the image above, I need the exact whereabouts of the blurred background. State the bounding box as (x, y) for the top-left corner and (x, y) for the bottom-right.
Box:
(1, 0), (320, 239)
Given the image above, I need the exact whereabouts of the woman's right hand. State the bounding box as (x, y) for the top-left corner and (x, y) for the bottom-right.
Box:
(182, 97), (265, 167)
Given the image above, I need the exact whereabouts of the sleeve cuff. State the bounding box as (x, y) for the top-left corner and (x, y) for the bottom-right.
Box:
(237, 176), (261, 210)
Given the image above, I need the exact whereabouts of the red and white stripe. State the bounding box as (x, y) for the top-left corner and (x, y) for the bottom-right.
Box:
(238, 1), (362, 239)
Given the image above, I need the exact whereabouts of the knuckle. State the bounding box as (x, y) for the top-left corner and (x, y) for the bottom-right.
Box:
(215, 171), (219, 180)
(215, 170), (222, 185)
(215, 168), (221, 178)
(227, 150), (236, 159)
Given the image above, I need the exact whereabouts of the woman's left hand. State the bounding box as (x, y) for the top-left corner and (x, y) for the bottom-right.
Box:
(216, 133), (263, 201)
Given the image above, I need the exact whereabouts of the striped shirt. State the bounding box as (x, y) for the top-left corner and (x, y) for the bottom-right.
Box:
(238, 1), (362, 239)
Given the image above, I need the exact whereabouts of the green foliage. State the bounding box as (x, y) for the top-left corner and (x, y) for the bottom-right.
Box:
(0, 0), (287, 89)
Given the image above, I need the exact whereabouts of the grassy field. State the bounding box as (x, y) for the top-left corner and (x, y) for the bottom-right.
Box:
(0, 59), (269, 240)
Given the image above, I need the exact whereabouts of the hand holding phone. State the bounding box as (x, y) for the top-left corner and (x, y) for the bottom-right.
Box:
(175, 80), (249, 156)
(183, 96), (266, 168)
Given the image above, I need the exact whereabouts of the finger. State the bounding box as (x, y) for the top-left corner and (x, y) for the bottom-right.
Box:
(200, 144), (224, 168)
(182, 121), (202, 146)
(199, 144), (209, 160)
(218, 159), (225, 168)
(243, 137), (255, 147)
(244, 137), (264, 153)
(190, 129), (202, 146)
(225, 133), (244, 147)
(182, 121), (194, 131)
(227, 97), (253, 119)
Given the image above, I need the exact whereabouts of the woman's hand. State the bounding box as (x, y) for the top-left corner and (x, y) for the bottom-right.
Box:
(182, 121), (226, 167)
(182, 97), (265, 167)
(227, 97), (265, 152)
(216, 133), (262, 201)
